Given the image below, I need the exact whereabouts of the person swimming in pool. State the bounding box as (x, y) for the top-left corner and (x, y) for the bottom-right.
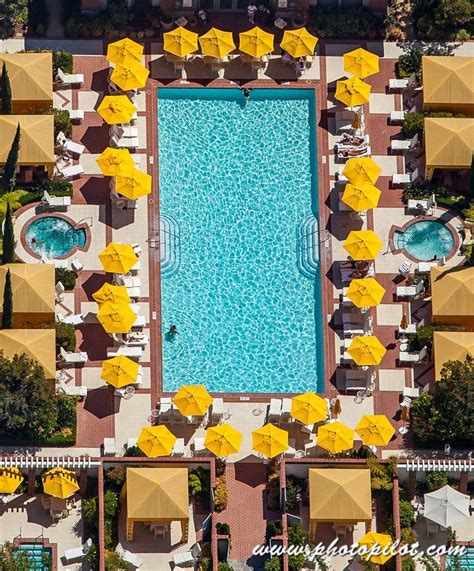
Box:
(169, 324), (178, 336)
(242, 88), (251, 100)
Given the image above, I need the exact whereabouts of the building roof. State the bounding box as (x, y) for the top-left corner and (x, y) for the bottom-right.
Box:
(126, 467), (189, 522)
(0, 53), (52, 105)
(0, 264), (55, 316)
(0, 329), (56, 379)
(425, 118), (474, 171)
(0, 115), (54, 166)
(433, 331), (474, 380)
(422, 56), (474, 108)
(309, 468), (372, 523)
(430, 266), (474, 320)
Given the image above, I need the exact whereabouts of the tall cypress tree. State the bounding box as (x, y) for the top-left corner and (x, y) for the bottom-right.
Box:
(2, 269), (13, 329)
(2, 202), (15, 265)
(1, 123), (20, 194)
(1, 62), (12, 115)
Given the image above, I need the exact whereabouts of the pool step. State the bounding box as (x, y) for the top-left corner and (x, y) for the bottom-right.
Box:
(160, 215), (181, 279)
(297, 215), (320, 279)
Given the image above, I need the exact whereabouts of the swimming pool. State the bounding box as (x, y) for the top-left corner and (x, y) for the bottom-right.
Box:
(14, 543), (52, 570)
(394, 220), (455, 261)
(25, 216), (86, 259)
(446, 547), (474, 570)
(158, 88), (323, 393)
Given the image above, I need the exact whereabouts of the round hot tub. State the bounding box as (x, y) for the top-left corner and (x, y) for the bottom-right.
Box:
(24, 216), (87, 259)
(393, 220), (456, 262)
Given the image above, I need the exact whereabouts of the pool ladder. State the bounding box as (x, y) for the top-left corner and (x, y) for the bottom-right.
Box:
(160, 215), (181, 278)
(297, 215), (320, 279)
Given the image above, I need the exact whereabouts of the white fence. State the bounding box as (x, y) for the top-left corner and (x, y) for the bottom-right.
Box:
(0, 456), (100, 469)
(401, 459), (474, 472)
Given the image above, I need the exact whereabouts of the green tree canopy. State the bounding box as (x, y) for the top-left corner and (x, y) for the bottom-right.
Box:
(1, 201), (16, 265)
(1, 268), (13, 329)
(1, 123), (20, 194)
(1, 62), (12, 115)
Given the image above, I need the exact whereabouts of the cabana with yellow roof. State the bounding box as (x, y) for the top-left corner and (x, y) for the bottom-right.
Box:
(0, 329), (56, 379)
(0, 53), (52, 113)
(0, 115), (54, 176)
(308, 468), (372, 542)
(430, 266), (474, 329)
(121, 467), (189, 542)
(433, 331), (474, 380)
(424, 118), (474, 180)
(422, 56), (474, 117)
(0, 264), (55, 327)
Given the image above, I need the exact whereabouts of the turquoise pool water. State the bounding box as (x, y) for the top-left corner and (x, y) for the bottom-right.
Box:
(14, 543), (52, 570)
(158, 88), (323, 393)
(25, 216), (86, 259)
(394, 220), (454, 261)
(446, 547), (474, 570)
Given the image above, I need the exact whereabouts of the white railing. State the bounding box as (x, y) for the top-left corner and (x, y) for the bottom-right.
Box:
(0, 456), (100, 469)
(400, 459), (474, 472)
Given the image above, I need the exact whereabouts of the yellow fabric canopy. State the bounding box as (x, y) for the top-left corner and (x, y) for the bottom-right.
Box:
(317, 422), (354, 453)
(136, 426), (177, 457)
(42, 468), (79, 499)
(97, 95), (137, 124)
(110, 63), (150, 91)
(252, 423), (288, 458)
(107, 38), (143, 66)
(359, 532), (394, 565)
(291, 392), (327, 425)
(97, 302), (136, 334)
(0, 264), (54, 327)
(347, 335), (386, 366)
(0, 53), (52, 113)
(422, 56), (474, 115)
(239, 27), (274, 58)
(343, 48), (379, 78)
(346, 278), (385, 308)
(173, 385), (213, 416)
(199, 28), (236, 59)
(101, 355), (139, 388)
(98, 242), (138, 274)
(355, 415), (395, 446)
(115, 168), (152, 200)
(342, 157), (381, 185)
(342, 182), (381, 211)
(0, 329), (55, 379)
(280, 28), (318, 58)
(335, 77), (371, 107)
(425, 118), (474, 177)
(433, 331), (474, 380)
(97, 147), (135, 176)
(343, 230), (383, 260)
(0, 467), (24, 494)
(431, 266), (474, 329)
(164, 27), (199, 58)
(205, 423), (243, 457)
(92, 283), (131, 305)
(0, 115), (54, 170)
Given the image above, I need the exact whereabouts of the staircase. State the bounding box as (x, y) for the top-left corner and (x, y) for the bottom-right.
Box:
(297, 215), (320, 279)
(160, 215), (181, 278)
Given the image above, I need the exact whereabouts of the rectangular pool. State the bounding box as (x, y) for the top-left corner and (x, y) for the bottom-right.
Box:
(158, 88), (324, 393)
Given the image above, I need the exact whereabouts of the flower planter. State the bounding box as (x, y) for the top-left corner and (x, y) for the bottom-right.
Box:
(160, 16), (174, 30)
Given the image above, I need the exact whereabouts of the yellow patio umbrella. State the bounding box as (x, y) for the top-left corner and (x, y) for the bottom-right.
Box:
(0, 467), (23, 494)
(347, 335), (386, 366)
(92, 283), (131, 305)
(342, 182), (381, 211)
(359, 532), (394, 565)
(96, 147), (135, 176)
(110, 62), (150, 91)
(163, 27), (199, 58)
(346, 278), (385, 308)
(355, 415), (395, 446)
(173, 385), (213, 416)
(344, 48), (379, 79)
(199, 28), (236, 59)
(342, 157), (382, 185)
(253, 423), (288, 458)
(98, 242), (138, 274)
(101, 355), (139, 388)
(280, 28), (318, 58)
(205, 423), (243, 457)
(291, 392), (327, 425)
(115, 168), (152, 200)
(107, 38), (143, 66)
(42, 467), (79, 499)
(97, 95), (137, 125)
(97, 302), (136, 334)
(335, 77), (371, 107)
(136, 426), (177, 457)
(317, 422), (354, 454)
(239, 27), (274, 58)
(343, 230), (383, 260)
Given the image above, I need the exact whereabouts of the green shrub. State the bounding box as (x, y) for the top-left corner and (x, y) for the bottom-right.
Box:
(104, 466), (126, 492)
(285, 476), (303, 510)
(426, 471), (449, 491)
(265, 558), (282, 571)
(216, 522), (230, 535)
(56, 394), (78, 429)
(217, 563), (234, 571)
(104, 489), (119, 519)
(265, 520), (283, 541)
(199, 558), (213, 571)
(399, 499), (416, 528)
(83, 497), (98, 533)
(397, 47), (422, 77)
(103, 518), (114, 550)
(288, 554), (306, 571)
(214, 475), (228, 512)
(52, 320), (76, 352)
(411, 324), (469, 351)
(52, 50), (73, 74)
(53, 108), (72, 139)
(104, 550), (127, 571)
(308, 6), (383, 39)
(27, 0), (49, 36)
(402, 112), (425, 138)
(55, 268), (76, 290)
(124, 445), (143, 457)
(287, 523), (307, 547)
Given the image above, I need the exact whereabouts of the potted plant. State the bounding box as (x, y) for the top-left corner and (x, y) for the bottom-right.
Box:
(291, 11), (307, 28)
(160, 13), (174, 30)
(188, 15), (198, 27)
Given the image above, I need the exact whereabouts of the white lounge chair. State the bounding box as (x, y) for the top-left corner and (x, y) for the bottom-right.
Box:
(59, 347), (88, 364)
(110, 125), (139, 138)
(392, 168), (419, 186)
(399, 261), (412, 275)
(391, 134), (418, 152)
(106, 346), (142, 359)
(58, 383), (88, 397)
(56, 68), (84, 87)
(211, 398), (224, 423)
(57, 163), (84, 180)
(173, 438), (185, 456)
(407, 193), (436, 215)
(71, 259), (84, 273)
(55, 281), (65, 301)
(389, 110), (406, 123)
(193, 437), (206, 455)
(69, 109), (84, 122)
(399, 323), (417, 335)
(268, 398), (282, 421)
(110, 134), (139, 149)
(103, 438), (117, 456)
(172, 544), (202, 567)
(396, 283), (424, 298)
(389, 74), (416, 91)
(62, 539), (92, 563)
(403, 387), (420, 398)
(58, 313), (84, 326)
(115, 545), (143, 568)
(42, 190), (71, 208)
(57, 131), (85, 156)
(399, 347), (428, 365)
